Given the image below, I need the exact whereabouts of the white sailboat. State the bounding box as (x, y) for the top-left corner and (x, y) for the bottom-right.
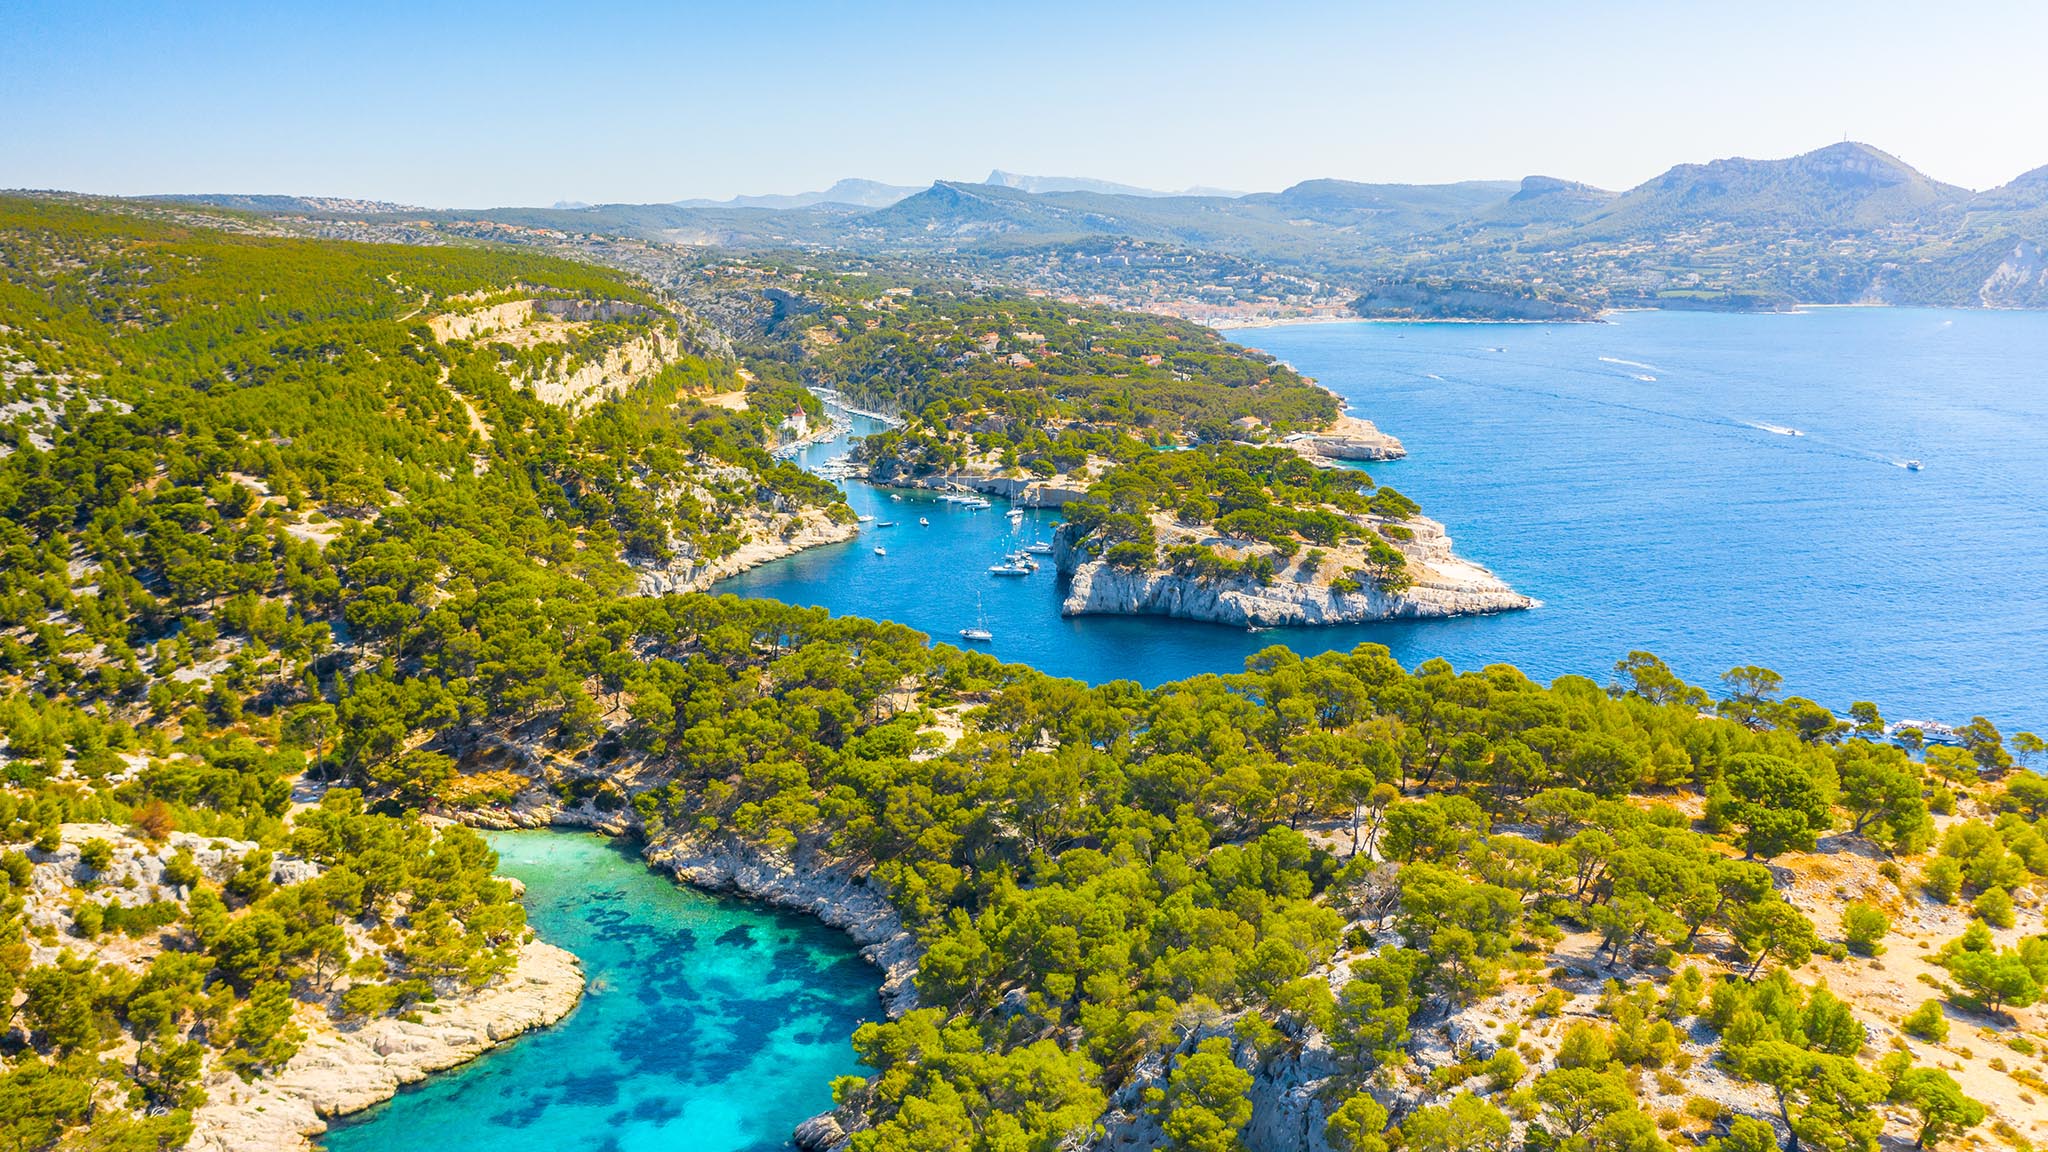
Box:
(959, 596), (993, 642)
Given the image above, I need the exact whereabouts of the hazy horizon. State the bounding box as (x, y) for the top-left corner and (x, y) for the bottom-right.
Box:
(6, 0), (2046, 208)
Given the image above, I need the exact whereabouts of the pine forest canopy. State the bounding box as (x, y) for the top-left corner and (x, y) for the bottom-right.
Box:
(0, 194), (2034, 1152)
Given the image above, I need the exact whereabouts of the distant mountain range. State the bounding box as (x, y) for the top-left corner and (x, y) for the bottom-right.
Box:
(673, 178), (924, 211)
(143, 143), (2048, 314)
(982, 170), (1246, 198)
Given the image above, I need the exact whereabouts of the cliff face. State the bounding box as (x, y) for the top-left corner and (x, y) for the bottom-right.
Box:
(645, 833), (921, 1016)
(1290, 415), (1406, 463)
(1056, 516), (1532, 628)
(427, 297), (696, 410)
(519, 328), (685, 409)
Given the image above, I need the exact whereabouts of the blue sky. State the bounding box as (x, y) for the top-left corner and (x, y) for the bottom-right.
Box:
(4, 0), (2044, 206)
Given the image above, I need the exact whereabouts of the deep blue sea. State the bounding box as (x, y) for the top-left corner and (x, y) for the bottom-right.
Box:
(728, 308), (2048, 728)
(321, 832), (879, 1152)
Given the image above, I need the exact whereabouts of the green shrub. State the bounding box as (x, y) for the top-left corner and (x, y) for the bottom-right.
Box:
(1973, 886), (2016, 929)
(1842, 902), (1889, 955)
(1922, 857), (1962, 904)
(1901, 999), (1949, 1042)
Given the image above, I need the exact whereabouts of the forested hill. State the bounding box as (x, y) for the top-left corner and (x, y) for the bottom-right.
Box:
(0, 195), (870, 1144)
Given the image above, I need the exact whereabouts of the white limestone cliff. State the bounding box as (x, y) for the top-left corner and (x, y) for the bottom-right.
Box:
(1057, 515), (1531, 628)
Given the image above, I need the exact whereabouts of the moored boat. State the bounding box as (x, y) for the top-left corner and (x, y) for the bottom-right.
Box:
(960, 596), (993, 642)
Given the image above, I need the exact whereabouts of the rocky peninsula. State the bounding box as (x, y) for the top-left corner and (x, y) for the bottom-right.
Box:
(1055, 511), (1531, 628)
(1287, 413), (1406, 462)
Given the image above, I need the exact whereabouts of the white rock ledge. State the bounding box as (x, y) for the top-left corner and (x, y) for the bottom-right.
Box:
(188, 939), (585, 1152)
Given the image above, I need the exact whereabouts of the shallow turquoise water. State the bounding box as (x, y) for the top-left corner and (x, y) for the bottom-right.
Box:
(725, 308), (2048, 728)
(321, 831), (880, 1152)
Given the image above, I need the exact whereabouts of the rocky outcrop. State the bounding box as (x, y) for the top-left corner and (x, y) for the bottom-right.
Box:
(188, 939), (584, 1152)
(1291, 415), (1405, 462)
(630, 506), (858, 595)
(520, 328), (685, 409)
(25, 826), (318, 948)
(866, 468), (1089, 508)
(1090, 1024), (1348, 1152)
(1057, 516), (1531, 628)
(645, 832), (921, 1016)
(1981, 240), (2048, 308)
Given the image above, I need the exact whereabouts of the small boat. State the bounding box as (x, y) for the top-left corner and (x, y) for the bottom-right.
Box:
(919, 517), (929, 526)
(856, 514), (874, 523)
(1007, 507), (1025, 520)
(963, 499), (992, 510)
(889, 493), (902, 501)
(1023, 541), (1053, 555)
(1904, 459), (1923, 471)
(959, 596), (993, 642)
(873, 546), (887, 556)
(989, 562), (1031, 577)
(876, 521), (896, 527)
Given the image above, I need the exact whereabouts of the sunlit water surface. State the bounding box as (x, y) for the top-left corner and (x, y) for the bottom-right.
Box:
(727, 308), (2048, 727)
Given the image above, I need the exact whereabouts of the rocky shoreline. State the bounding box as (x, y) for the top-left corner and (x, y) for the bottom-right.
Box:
(470, 791), (923, 1017)
(1056, 514), (1533, 628)
(630, 506), (857, 595)
(188, 939), (585, 1152)
(862, 466), (1090, 508)
(645, 832), (922, 1016)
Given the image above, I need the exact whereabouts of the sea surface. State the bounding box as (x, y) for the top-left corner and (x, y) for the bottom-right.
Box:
(321, 831), (880, 1152)
(725, 308), (2048, 728)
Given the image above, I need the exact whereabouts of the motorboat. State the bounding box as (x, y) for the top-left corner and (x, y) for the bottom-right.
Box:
(919, 517), (929, 526)
(989, 561), (1031, 576)
(1023, 541), (1053, 555)
(876, 521), (896, 527)
(874, 546), (887, 556)
(856, 514), (874, 523)
(1887, 719), (1962, 746)
(1904, 459), (1923, 471)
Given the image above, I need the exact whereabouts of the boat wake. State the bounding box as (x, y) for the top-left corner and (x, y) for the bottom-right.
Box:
(1598, 356), (1661, 378)
(1745, 421), (1805, 437)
